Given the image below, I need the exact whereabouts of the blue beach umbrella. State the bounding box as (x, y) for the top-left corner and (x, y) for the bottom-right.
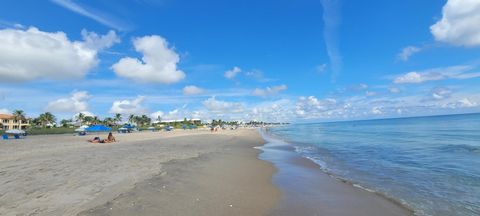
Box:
(85, 125), (112, 132)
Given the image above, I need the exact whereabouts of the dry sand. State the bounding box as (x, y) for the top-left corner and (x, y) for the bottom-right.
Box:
(0, 129), (279, 216)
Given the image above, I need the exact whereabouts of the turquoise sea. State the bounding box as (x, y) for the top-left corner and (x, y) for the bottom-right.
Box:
(267, 113), (480, 216)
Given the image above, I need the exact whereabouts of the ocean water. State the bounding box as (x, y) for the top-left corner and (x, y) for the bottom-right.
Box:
(267, 113), (480, 216)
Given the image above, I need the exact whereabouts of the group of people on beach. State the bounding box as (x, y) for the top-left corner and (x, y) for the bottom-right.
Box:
(88, 132), (116, 144)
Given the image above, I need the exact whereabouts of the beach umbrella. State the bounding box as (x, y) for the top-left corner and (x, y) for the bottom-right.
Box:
(5, 129), (25, 134)
(85, 125), (112, 132)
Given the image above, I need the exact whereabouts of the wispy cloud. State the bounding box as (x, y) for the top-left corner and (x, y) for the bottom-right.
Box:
(252, 85), (287, 97)
(393, 65), (480, 84)
(50, 0), (129, 31)
(320, 0), (342, 81)
(397, 46), (421, 61)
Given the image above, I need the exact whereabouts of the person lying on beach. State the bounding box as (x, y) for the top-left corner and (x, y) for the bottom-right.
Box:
(88, 137), (103, 143)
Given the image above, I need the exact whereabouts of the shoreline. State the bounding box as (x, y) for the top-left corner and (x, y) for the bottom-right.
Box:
(259, 129), (413, 216)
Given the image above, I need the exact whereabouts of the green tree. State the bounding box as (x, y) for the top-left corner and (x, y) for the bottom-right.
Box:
(83, 116), (94, 125)
(141, 115), (151, 126)
(76, 113), (85, 125)
(103, 117), (114, 126)
(12, 109), (26, 121)
(60, 119), (71, 127)
(128, 114), (135, 124)
(92, 116), (100, 125)
(114, 113), (122, 125)
(37, 112), (56, 128)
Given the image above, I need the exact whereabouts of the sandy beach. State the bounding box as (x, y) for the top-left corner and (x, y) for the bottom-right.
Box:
(1, 128), (411, 216)
(0, 129), (279, 216)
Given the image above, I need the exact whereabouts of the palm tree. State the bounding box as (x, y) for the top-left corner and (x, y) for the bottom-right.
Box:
(114, 113), (122, 125)
(60, 119), (71, 127)
(76, 112), (85, 125)
(134, 115), (142, 126)
(92, 116), (100, 125)
(12, 109), (26, 122)
(83, 116), (94, 125)
(103, 117), (114, 126)
(141, 115), (151, 126)
(128, 114), (135, 124)
(37, 112), (56, 127)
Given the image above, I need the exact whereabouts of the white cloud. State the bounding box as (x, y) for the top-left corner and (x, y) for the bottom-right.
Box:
(183, 85), (204, 95)
(0, 27), (117, 82)
(150, 111), (164, 120)
(457, 98), (477, 107)
(389, 87), (401, 93)
(163, 109), (183, 120)
(0, 108), (10, 114)
(371, 107), (383, 115)
(295, 96), (338, 119)
(393, 65), (480, 84)
(443, 98), (478, 108)
(245, 69), (270, 82)
(45, 91), (90, 113)
(112, 35), (186, 84)
(431, 87), (452, 100)
(72, 111), (95, 121)
(252, 84), (287, 97)
(81, 29), (120, 50)
(202, 97), (244, 113)
(151, 108), (193, 121)
(366, 91), (377, 97)
(397, 46), (421, 61)
(224, 67), (241, 79)
(430, 0), (480, 47)
(246, 99), (294, 122)
(109, 96), (148, 115)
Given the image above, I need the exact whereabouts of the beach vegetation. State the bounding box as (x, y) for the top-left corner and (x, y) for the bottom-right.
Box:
(32, 112), (57, 128)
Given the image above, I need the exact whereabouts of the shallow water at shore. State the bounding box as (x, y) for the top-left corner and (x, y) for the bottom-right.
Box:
(258, 131), (411, 216)
(267, 113), (480, 216)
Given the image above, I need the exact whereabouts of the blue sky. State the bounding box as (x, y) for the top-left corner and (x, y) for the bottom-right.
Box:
(0, 0), (479, 122)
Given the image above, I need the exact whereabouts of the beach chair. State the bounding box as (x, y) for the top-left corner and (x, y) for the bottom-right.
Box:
(2, 134), (8, 140)
(14, 134), (20, 139)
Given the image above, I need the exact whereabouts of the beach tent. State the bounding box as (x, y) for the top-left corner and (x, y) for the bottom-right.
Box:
(123, 124), (135, 129)
(85, 125), (112, 132)
(165, 126), (174, 131)
(117, 127), (128, 133)
(147, 126), (156, 132)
